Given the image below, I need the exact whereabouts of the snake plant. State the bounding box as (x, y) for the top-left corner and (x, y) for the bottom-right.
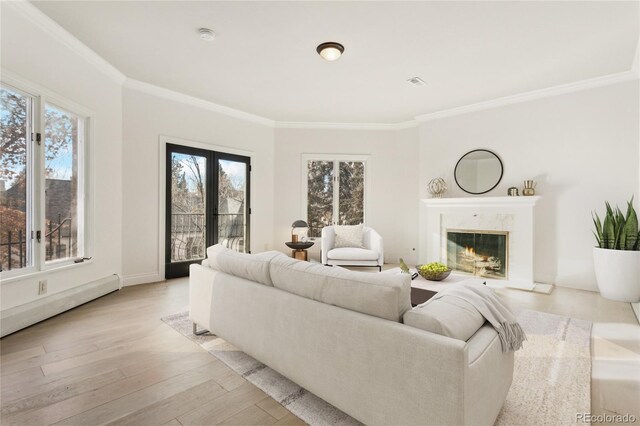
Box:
(593, 197), (639, 250)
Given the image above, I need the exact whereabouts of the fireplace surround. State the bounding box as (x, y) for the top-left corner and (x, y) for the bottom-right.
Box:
(419, 196), (540, 290)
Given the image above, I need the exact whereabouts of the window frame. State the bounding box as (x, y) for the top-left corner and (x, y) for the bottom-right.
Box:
(0, 76), (93, 281)
(301, 154), (369, 240)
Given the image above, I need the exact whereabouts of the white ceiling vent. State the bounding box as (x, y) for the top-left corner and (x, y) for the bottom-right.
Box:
(407, 77), (426, 87)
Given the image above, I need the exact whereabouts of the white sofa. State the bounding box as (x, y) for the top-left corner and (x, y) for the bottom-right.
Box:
(321, 225), (384, 271)
(190, 246), (514, 426)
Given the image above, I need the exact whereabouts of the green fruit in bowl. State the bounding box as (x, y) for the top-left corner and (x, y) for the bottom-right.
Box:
(418, 262), (449, 273)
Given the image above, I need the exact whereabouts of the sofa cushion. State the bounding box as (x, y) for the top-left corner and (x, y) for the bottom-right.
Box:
(327, 247), (378, 261)
(334, 224), (364, 248)
(403, 296), (486, 341)
(206, 244), (281, 286)
(269, 254), (411, 322)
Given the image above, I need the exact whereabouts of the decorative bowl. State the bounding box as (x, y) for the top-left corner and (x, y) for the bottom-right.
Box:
(285, 241), (314, 250)
(416, 265), (452, 281)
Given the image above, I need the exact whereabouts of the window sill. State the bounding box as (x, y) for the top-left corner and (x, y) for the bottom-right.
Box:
(0, 259), (94, 285)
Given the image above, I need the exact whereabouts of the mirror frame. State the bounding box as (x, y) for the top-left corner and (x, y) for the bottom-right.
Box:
(454, 149), (504, 195)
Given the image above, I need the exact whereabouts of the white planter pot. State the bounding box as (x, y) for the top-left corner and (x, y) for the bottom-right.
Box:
(593, 247), (640, 302)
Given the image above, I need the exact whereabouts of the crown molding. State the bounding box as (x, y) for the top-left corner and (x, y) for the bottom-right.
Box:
(274, 120), (417, 131)
(8, 0), (636, 130)
(415, 70), (638, 122)
(123, 78), (275, 127)
(5, 0), (126, 85)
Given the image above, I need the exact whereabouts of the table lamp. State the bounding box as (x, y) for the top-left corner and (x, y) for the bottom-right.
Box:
(291, 220), (308, 243)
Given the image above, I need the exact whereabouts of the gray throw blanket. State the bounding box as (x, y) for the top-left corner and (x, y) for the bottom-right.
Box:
(431, 282), (526, 352)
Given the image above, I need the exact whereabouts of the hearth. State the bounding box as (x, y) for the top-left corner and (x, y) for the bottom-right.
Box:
(446, 230), (509, 279)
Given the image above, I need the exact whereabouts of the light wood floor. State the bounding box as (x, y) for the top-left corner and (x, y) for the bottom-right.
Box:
(1, 274), (639, 426)
(0, 278), (304, 426)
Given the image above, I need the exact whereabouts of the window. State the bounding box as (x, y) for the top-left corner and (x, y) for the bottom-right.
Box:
(0, 85), (33, 271)
(45, 103), (84, 262)
(304, 156), (366, 238)
(0, 82), (88, 275)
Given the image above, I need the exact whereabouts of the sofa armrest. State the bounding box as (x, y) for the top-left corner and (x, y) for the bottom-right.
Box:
(321, 226), (335, 265)
(368, 228), (384, 265)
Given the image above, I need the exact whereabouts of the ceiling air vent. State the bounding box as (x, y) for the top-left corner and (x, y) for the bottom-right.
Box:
(407, 77), (426, 87)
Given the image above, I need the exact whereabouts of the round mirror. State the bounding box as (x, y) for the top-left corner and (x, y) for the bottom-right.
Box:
(454, 149), (503, 194)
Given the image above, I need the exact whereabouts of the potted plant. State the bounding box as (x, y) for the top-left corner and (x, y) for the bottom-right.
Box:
(592, 197), (640, 302)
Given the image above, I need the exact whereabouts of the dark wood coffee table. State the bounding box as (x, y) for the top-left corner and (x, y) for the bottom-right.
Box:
(411, 287), (437, 307)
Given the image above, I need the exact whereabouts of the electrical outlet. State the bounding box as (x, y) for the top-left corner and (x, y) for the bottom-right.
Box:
(38, 280), (47, 295)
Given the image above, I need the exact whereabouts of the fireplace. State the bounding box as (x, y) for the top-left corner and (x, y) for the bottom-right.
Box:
(446, 230), (509, 279)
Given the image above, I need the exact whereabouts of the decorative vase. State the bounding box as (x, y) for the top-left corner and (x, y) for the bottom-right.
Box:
(593, 247), (640, 302)
(427, 178), (447, 198)
(522, 180), (536, 196)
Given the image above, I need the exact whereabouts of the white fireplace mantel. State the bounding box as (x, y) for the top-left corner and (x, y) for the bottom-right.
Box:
(422, 196), (540, 207)
(419, 196), (540, 290)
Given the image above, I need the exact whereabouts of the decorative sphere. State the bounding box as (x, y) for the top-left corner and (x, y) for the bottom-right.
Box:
(427, 178), (447, 198)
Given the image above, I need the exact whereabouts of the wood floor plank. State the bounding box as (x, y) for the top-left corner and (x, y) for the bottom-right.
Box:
(3, 356), (220, 426)
(40, 329), (194, 376)
(1, 343), (99, 376)
(272, 412), (307, 426)
(0, 345), (46, 363)
(0, 365), (44, 388)
(1, 369), (125, 417)
(217, 403), (277, 426)
(2, 351), (172, 397)
(177, 381), (269, 426)
(1, 362), (123, 404)
(256, 397), (290, 420)
(215, 370), (247, 392)
(161, 419), (183, 426)
(106, 379), (226, 426)
(53, 361), (228, 425)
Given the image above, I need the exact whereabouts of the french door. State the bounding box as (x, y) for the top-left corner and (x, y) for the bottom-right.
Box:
(165, 143), (250, 278)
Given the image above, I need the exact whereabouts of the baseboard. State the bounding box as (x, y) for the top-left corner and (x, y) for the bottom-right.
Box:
(632, 302), (640, 324)
(1, 274), (121, 337)
(122, 272), (164, 287)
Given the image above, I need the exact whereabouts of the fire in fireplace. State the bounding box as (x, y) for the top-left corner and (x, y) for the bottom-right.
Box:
(446, 230), (508, 279)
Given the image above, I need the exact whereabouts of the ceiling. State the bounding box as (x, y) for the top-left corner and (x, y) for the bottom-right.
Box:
(31, 1), (639, 124)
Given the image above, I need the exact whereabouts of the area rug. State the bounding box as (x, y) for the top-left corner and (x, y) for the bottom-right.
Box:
(161, 309), (591, 426)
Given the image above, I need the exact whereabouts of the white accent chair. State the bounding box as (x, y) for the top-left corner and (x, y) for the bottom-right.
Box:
(321, 226), (384, 271)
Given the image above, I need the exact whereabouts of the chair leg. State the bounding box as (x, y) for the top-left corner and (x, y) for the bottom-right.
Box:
(192, 322), (209, 336)
(378, 265), (382, 272)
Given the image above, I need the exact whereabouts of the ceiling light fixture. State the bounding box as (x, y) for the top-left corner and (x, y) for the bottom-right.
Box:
(316, 42), (344, 61)
(199, 28), (216, 42)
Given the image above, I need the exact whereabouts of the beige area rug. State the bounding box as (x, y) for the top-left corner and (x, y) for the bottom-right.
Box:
(162, 309), (591, 426)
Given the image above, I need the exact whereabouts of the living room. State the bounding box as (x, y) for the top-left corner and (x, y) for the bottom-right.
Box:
(1, 1), (639, 425)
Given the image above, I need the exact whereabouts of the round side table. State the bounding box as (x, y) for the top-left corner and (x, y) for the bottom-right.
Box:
(285, 241), (314, 261)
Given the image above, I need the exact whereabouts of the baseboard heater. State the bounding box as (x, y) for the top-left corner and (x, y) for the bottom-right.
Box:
(1, 274), (121, 338)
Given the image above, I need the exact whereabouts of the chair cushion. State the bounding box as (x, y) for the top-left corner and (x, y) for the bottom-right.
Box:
(403, 296), (486, 341)
(327, 247), (378, 261)
(206, 244), (281, 286)
(269, 254), (411, 322)
(334, 223), (364, 248)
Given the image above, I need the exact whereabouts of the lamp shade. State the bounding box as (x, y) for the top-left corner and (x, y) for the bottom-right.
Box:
(291, 220), (309, 228)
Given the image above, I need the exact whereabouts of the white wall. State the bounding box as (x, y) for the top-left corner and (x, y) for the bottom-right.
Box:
(274, 127), (420, 264)
(419, 80), (639, 291)
(0, 4), (123, 310)
(121, 88), (275, 284)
